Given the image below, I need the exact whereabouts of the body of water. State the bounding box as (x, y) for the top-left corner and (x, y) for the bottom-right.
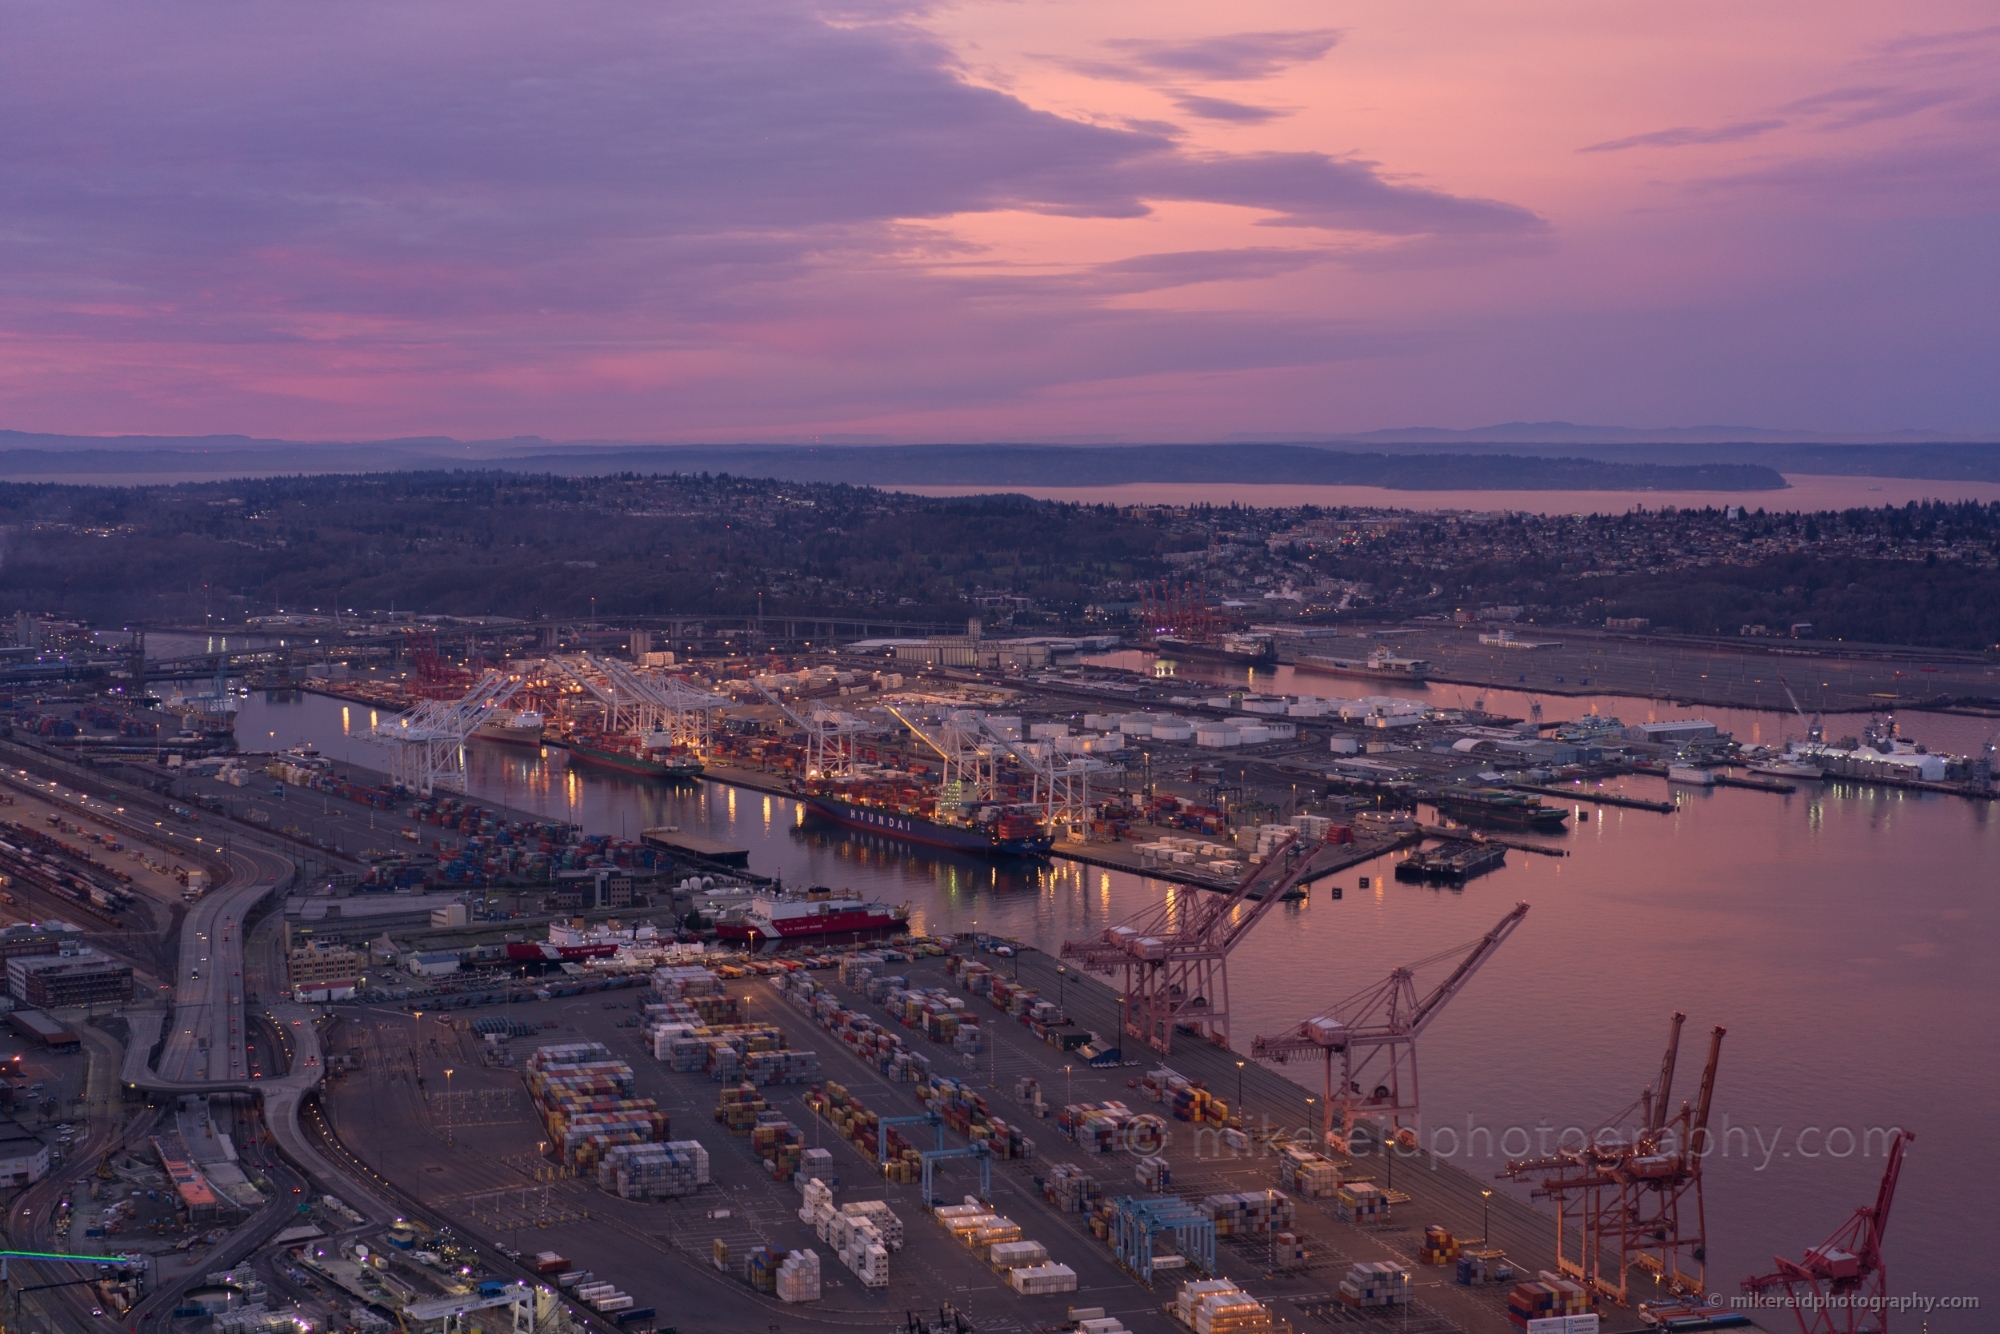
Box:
(900, 473), (2000, 516)
(235, 686), (1996, 1320)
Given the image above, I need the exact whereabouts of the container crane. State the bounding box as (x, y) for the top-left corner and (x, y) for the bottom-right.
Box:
(403, 626), (474, 699)
(882, 706), (996, 805)
(1139, 580), (1215, 645)
(1250, 902), (1529, 1150)
(1060, 831), (1326, 1055)
(368, 670), (521, 794)
(1741, 1130), (1913, 1334)
(1498, 1013), (1725, 1304)
(750, 681), (868, 779)
(976, 717), (1111, 839)
(599, 657), (730, 753)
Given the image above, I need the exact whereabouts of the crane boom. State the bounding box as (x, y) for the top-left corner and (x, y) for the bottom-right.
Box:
(1061, 832), (1327, 1055)
(1250, 902), (1527, 1147)
(1499, 1014), (1724, 1304)
(1409, 901), (1531, 1033)
(1742, 1130), (1913, 1334)
(1650, 1011), (1687, 1136)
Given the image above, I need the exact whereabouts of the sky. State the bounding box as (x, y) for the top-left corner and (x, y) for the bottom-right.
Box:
(2, 1), (1997, 443)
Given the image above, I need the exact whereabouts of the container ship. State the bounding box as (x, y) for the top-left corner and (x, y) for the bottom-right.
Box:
(1294, 650), (1431, 684)
(474, 708), (546, 746)
(1428, 789), (1568, 833)
(1154, 632), (1277, 666)
(799, 778), (1054, 856)
(560, 732), (703, 781)
(712, 888), (909, 944)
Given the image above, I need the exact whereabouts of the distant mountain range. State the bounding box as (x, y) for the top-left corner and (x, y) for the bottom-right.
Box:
(0, 426), (1994, 489)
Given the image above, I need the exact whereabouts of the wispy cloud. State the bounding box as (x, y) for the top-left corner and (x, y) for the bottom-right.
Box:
(1580, 119), (1787, 153)
(1781, 84), (1962, 129)
(1170, 93), (1287, 124)
(1054, 29), (1342, 84)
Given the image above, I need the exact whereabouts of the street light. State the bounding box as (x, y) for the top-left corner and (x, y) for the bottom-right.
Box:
(1235, 1060), (1245, 1121)
(443, 1067), (454, 1147)
(1481, 1188), (1493, 1244)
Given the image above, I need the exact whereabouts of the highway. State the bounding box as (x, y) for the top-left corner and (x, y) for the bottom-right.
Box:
(154, 841), (290, 1085)
(0, 740), (409, 1330)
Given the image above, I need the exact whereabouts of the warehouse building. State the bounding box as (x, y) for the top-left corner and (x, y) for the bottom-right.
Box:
(0, 1115), (50, 1187)
(6, 953), (133, 1008)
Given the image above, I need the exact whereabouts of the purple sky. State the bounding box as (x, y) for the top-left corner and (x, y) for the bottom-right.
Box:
(2, 1), (1996, 442)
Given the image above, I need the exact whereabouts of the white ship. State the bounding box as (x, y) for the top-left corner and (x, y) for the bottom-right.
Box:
(474, 708), (546, 746)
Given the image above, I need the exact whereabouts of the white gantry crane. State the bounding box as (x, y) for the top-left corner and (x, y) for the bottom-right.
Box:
(599, 657), (731, 753)
(370, 670), (521, 794)
(883, 705), (997, 808)
(751, 681), (869, 779)
(1251, 902), (1530, 1150)
(977, 718), (1112, 840)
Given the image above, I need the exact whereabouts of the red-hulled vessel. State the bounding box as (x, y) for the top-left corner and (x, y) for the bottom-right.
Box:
(504, 941), (621, 962)
(712, 888), (908, 944)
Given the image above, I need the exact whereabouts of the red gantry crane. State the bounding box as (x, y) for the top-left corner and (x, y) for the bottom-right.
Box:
(1138, 579), (1216, 646)
(1061, 831), (1326, 1055)
(1251, 901), (1529, 1151)
(1741, 1130), (1914, 1334)
(1498, 1012), (1725, 1305)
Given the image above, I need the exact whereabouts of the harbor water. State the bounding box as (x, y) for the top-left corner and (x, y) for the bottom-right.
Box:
(236, 687), (1996, 1319)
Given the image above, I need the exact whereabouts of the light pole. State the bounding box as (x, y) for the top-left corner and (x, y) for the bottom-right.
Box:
(1056, 965), (1066, 1009)
(1304, 1096), (1314, 1147)
(1064, 1064), (1072, 1109)
(443, 1067), (454, 1147)
(1235, 1060), (1245, 1121)
(1481, 1188), (1493, 1244)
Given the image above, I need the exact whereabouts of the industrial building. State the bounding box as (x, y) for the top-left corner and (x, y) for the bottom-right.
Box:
(287, 938), (366, 1003)
(5, 1009), (78, 1052)
(0, 1115), (50, 1187)
(1624, 719), (1721, 745)
(6, 952), (133, 1007)
(404, 951), (463, 978)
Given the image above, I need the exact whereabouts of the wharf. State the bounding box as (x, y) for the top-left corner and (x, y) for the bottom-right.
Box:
(1710, 773), (1796, 794)
(639, 826), (751, 866)
(695, 764), (1412, 894)
(1052, 828), (1412, 894)
(1419, 824), (1567, 857)
(972, 948), (1651, 1333)
(1509, 783), (1675, 814)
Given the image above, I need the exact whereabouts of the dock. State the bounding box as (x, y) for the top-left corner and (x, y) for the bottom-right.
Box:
(1712, 773), (1797, 794)
(639, 827), (751, 866)
(1420, 824), (1568, 857)
(1054, 829), (1414, 894)
(1510, 782), (1675, 813)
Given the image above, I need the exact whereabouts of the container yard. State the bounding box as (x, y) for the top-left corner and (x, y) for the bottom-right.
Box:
(311, 929), (1702, 1334)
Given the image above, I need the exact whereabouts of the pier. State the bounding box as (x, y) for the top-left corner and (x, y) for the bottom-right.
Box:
(1508, 782), (1675, 813)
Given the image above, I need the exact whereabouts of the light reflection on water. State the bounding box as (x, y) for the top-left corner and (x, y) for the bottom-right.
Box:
(234, 687), (1995, 1317)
